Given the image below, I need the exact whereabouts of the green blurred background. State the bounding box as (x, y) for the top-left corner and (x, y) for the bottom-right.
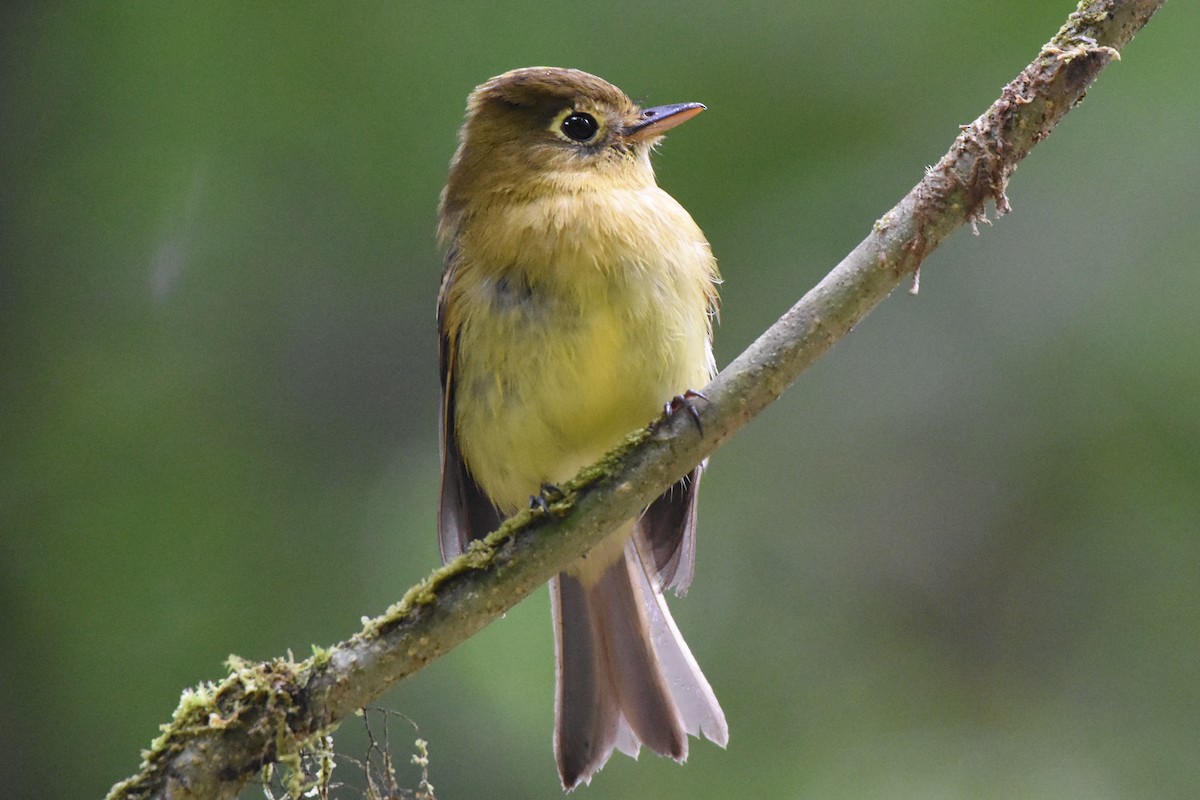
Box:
(3, 2), (1197, 798)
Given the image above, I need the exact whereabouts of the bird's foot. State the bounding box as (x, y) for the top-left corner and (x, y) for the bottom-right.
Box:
(529, 482), (565, 511)
(660, 389), (707, 436)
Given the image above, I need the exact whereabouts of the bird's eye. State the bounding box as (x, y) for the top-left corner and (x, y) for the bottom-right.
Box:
(560, 112), (599, 142)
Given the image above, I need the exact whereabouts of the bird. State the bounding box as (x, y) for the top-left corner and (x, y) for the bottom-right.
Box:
(436, 66), (727, 789)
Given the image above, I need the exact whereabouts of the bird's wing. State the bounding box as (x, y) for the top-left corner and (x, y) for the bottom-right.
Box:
(437, 247), (504, 563)
(633, 464), (703, 595)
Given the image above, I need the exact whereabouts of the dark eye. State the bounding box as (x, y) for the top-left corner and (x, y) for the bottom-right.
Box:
(560, 112), (599, 142)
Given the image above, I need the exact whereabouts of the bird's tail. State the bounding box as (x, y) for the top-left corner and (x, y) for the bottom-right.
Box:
(550, 539), (727, 789)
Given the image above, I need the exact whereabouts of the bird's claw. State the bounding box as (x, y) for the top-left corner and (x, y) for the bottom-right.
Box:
(661, 389), (707, 435)
(529, 482), (564, 511)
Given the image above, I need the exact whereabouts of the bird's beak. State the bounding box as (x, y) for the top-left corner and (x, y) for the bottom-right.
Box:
(624, 102), (706, 141)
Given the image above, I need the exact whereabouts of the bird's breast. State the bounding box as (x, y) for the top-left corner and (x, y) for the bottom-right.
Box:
(449, 188), (717, 510)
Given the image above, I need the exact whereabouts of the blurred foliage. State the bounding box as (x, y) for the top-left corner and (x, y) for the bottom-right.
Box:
(2, 2), (1197, 799)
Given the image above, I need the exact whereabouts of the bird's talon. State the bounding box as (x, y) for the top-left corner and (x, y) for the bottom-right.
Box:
(662, 389), (708, 435)
(530, 482), (564, 511)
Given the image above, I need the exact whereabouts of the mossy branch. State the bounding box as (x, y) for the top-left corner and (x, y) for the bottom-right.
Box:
(105, 2), (1165, 798)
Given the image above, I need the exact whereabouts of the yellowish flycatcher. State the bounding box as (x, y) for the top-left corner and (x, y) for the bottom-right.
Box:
(437, 67), (726, 788)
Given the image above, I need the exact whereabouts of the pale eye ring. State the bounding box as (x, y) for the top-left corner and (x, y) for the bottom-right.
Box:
(560, 112), (599, 142)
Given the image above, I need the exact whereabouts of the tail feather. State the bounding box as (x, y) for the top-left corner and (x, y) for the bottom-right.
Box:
(631, 544), (729, 746)
(552, 541), (726, 789)
(593, 552), (686, 760)
(551, 574), (620, 786)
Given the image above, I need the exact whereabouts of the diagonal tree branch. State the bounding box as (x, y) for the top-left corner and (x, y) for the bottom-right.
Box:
(106, 2), (1166, 798)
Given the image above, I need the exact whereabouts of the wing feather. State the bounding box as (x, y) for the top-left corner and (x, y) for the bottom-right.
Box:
(633, 464), (703, 594)
(437, 244), (503, 563)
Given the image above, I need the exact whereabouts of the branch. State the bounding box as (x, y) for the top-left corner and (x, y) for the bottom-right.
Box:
(106, 2), (1165, 798)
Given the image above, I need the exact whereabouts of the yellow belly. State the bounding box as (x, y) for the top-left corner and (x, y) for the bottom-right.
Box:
(449, 187), (717, 512)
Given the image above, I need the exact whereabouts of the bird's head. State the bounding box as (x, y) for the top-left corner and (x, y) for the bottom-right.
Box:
(439, 67), (704, 239)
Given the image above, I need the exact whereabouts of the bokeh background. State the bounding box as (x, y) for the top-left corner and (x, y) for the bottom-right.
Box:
(3, 2), (1197, 798)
